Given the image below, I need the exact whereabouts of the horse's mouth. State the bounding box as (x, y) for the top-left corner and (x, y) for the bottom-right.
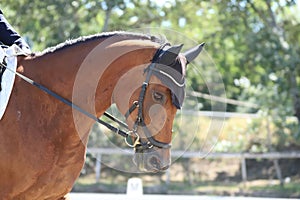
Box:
(133, 150), (170, 173)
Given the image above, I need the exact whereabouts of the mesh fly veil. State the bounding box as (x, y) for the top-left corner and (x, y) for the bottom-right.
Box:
(146, 44), (186, 109)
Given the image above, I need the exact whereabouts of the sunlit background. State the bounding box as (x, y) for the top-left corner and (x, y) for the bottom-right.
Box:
(2, 0), (300, 197)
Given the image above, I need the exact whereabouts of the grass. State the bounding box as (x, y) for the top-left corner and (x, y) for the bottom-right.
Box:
(167, 181), (240, 195)
(80, 116), (300, 198)
(74, 174), (300, 198)
(168, 180), (300, 197)
(246, 180), (300, 197)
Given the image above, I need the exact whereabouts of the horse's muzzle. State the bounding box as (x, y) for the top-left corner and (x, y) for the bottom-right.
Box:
(133, 147), (171, 172)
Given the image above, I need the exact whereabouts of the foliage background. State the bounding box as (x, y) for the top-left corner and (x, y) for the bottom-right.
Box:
(1, 0), (300, 197)
(1, 0), (300, 152)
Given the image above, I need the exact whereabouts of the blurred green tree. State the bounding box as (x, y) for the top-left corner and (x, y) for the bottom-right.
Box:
(1, 0), (299, 149)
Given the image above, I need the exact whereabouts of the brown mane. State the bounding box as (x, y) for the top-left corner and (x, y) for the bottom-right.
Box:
(39, 31), (166, 55)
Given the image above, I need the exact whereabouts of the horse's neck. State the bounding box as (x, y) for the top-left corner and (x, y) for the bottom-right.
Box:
(19, 39), (158, 116)
(19, 40), (99, 99)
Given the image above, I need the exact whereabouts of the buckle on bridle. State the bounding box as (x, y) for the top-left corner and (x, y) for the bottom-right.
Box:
(124, 130), (140, 148)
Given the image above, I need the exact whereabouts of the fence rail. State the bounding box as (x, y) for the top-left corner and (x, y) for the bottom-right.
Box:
(87, 148), (300, 159)
(87, 148), (300, 185)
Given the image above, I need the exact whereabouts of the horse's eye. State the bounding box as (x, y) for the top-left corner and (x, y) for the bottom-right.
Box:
(152, 91), (165, 103)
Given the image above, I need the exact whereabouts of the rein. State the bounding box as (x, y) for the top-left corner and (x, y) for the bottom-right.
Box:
(0, 61), (130, 138)
(0, 43), (173, 150)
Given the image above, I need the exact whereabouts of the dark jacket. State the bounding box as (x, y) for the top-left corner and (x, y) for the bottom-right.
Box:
(0, 9), (30, 50)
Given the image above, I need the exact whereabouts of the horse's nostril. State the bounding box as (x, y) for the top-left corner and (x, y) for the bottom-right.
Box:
(148, 156), (160, 169)
(148, 155), (170, 171)
(161, 164), (170, 171)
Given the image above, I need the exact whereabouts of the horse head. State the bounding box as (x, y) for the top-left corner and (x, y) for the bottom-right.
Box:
(0, 32), (205, 198)
(113, 42), (204, 172)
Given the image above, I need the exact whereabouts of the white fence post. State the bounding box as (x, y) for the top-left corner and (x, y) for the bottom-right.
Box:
(95, 153), (102, 183)
(87, 148), (300, 186)
(241, 155), (247, 187)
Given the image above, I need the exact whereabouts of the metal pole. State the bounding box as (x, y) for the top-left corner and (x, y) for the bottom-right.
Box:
(95, 153), (102, 183)
(241, 155), (247, 188)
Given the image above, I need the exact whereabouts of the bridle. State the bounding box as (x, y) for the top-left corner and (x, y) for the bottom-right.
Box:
(0, 43), (181, 151)
(123, 43), (172, 150)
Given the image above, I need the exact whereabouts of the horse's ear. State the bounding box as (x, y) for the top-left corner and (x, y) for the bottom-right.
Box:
(183, 43), (205, 64)
(160, 44), (184, 65)
(167, 44), (184, 55)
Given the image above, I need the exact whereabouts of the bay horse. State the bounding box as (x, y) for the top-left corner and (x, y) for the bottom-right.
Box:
(0, 31), (203, 199)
